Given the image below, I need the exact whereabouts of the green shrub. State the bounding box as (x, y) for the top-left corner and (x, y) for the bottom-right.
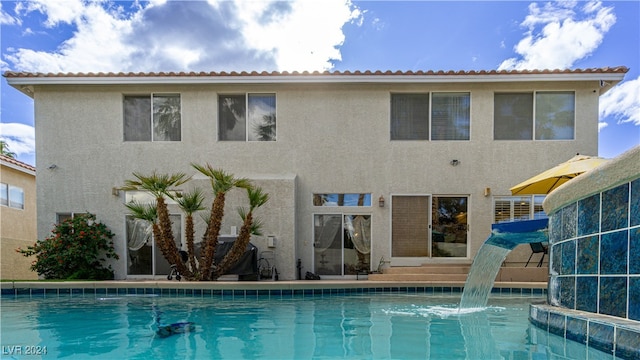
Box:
(18, 213), (119, 280)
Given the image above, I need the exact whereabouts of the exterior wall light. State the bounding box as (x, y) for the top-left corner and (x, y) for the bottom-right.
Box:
(378, 195), (385, 208)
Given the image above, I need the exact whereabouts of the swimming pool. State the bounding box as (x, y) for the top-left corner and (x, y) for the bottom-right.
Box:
(0, 291), (615, 360)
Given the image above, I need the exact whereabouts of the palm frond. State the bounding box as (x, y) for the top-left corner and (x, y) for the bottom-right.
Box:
(176, 188), (206, 214)
(124, 200), (158, 222)
(237, 207), (264, 236)
(247, 186), (269, 210)
(192, 163), (247, 194)
(122, 171), (191, 198)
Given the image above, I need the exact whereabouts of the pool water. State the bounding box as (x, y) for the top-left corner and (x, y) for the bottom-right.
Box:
(1, 293), (613, 359)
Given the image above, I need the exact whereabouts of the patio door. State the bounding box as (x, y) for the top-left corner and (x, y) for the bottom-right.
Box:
(126, 214), (182, 277)
(313, 214), (371, 276)
(391, 195), (431, 263)
(391, 195), (468, 264)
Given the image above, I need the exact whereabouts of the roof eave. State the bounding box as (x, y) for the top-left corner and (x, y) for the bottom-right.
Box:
(1, 159), (36, 176)
(5, 72), (627, 87)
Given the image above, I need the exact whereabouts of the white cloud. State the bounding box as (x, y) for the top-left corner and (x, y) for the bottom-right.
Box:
(0, 123), (35, 157)
(499, 1), (615, 70)
(18, 0), (87, 27)
(3, 0), (362, 73)
(599, 76), (640, 126)
(235, 0), (361, 71)
(0, 2), (21, 25)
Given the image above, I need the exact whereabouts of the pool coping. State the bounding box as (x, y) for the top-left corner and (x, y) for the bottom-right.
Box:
(1, 280), (547, 297)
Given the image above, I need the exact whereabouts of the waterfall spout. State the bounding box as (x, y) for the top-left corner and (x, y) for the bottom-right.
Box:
(459, 218), (548, 309)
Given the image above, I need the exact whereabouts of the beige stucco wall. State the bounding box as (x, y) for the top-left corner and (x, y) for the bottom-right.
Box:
(31, 79), (601, 279)
(1, 164), (38, 280)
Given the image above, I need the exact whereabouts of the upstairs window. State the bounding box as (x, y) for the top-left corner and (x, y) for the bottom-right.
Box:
(124, 94), (181, 141)
(391, 93), (470, 140)
(391, 94), (429, 140)
(218, 94), (276, 141)
(431, 92), (471, 140)
(1, 183), (24, 209)
(494, 91), (575, 140)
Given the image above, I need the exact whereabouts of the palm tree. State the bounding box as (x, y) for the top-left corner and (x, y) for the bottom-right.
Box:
(176, 188), (205, 276)
(214, 185), (269, 278)
(0, 141), (17, 158)
(122, 171), (192, 277)
(192, 163), (251, 280)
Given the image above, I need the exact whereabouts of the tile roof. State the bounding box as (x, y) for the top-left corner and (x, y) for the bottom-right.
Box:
(0, 154), (36, 173)
(2, 66), (629, 78)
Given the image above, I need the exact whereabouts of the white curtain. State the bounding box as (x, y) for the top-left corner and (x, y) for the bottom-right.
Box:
(127, 217), (152, 251)
(345, 215), (371, 255)
(314, 215), (342, 252)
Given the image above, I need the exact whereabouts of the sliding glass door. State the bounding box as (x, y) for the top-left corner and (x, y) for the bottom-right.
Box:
(391, 195), (468, 262)
(313, 214), (371, 276)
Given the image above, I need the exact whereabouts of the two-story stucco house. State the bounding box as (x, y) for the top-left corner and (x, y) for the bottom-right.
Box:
(1, 154), (37, 280)
(4, 67), (627, 280)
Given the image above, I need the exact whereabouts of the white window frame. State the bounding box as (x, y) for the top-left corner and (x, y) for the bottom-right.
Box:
(494, 91), (575, 141)
(311, 212), (372, 278)
(390, 92), (471, 141)
(218, 93), (277, 142)
(123, 93), (182, 142)
(1, 182), (24, 210)
(493, 195), (547, 223)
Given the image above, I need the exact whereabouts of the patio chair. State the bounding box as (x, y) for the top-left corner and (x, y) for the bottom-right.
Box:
(525, 242), (548, 267)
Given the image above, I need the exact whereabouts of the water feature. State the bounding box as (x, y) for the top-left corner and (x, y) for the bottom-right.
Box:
(459, 218), (548, 309)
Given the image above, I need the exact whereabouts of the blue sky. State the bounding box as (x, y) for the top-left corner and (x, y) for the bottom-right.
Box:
(1, 0), (638, 167)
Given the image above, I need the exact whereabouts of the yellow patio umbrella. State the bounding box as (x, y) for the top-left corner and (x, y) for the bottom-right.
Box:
(510, 154), (609, 195)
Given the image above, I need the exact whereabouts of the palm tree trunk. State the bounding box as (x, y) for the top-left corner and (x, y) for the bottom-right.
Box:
(185, 214), (198, 274)
(199, 192), (225, 280)
(156, 197), (191, 278)
(214, 211), (253, 279)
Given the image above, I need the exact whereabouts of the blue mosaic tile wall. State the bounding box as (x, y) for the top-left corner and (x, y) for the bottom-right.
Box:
(548, 178), (640, 321)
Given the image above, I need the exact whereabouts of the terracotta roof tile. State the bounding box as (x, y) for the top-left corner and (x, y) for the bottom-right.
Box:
(0, 154), (36, 173)
(2, 66), (629, 79)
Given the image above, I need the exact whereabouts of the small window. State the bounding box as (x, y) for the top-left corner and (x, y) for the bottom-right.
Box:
(0, 183), (7, 206)
(57, 213), (74, 223)
(124, 94), (181, 141)
(218, 94), (276, 141)
(494, 91), (574, 140)
(124, 190), (178, 205)
(1, 183), (24, 209)
(313, 194), (372, 207)
(493, 196), (548, 223)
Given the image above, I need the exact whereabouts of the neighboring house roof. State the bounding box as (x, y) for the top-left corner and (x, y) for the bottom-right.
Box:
(4, 66), (628, 96)
(0, 155), (36, 176)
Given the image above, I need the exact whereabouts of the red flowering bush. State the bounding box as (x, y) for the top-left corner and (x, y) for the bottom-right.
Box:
(18, 213), (119, 280)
